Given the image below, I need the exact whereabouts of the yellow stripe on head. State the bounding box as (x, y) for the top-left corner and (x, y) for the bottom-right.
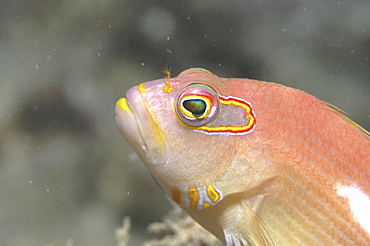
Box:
(138, 83), (146, 93)
(116, 98), (133, 113)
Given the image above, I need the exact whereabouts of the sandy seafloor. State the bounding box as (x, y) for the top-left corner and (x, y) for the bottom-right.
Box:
(0, 0), (369, 245)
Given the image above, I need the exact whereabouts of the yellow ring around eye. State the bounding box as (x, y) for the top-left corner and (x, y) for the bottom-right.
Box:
(179, 95), (213, 119)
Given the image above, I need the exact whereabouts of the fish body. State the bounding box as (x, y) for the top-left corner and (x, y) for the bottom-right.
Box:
(115, 68), (370, 245)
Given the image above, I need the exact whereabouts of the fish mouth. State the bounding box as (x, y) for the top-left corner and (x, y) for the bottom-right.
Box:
(115, 84), (168, 164)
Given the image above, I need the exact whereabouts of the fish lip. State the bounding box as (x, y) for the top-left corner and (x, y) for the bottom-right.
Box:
(115, 85), (168, 165)
(114, 98), (146, 159)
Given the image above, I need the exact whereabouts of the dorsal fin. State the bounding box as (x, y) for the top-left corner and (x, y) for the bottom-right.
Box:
(326, 103), (370, 140)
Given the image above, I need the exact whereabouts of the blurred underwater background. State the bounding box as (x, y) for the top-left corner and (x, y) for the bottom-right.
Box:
(0, 0), (369, 245)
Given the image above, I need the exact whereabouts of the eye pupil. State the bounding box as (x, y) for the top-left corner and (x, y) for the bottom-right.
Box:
(183, 99), (206, 117)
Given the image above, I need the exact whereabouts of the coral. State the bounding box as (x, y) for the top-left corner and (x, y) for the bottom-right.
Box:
(116, 205), (221, 246)
(116, 217), (132, 246)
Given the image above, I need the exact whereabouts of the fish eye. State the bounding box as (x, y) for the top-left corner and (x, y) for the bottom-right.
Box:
(175, 83), (219, 126)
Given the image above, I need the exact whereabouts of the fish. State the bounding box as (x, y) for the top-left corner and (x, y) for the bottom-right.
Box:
(115, 68), (370, 245)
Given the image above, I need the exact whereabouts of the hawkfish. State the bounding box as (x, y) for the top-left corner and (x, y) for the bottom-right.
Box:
(115, 68), (370, 245)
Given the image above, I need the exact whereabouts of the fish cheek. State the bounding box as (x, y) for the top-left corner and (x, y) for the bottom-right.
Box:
(158, 132), (237, 183)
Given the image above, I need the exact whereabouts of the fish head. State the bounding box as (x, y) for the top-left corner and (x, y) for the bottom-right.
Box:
(115, 68), (257, 188)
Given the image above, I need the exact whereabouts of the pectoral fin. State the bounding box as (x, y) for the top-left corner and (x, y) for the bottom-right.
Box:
(222, 200), (275, 246)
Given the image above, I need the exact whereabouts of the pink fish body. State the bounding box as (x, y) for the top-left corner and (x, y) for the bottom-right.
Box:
(115, 68), (370, 245)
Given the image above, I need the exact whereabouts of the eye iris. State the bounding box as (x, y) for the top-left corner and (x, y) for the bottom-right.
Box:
(175, 83), (219, 127)
(183, 99), (206, 117)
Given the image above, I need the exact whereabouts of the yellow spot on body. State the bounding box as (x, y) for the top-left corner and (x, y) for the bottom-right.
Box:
(207, 185), (220, 203)
(188, 186), (199, 209)
(170, 184), (223, 209)
(116, 98), (132, 113)
(138, 83), (146, 93)
(203, 202), (211, 209)
(172, 187), (181, 204)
